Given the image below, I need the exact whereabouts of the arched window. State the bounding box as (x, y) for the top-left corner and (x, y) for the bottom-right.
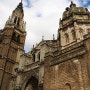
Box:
(14, 16), (17, 24)
(17, 18), (20, 27)
(65, 33), (69, 44)
(32, 54), (35, 62)
(71, 30), (76, 40)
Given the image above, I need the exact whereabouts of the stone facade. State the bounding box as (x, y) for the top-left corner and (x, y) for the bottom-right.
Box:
(44, 2), (90, 90)
(0, 1), (90, 90)
(0, 2), (26, 90)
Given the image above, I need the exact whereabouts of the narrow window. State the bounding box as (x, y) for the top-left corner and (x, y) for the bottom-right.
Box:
(17, 35), (20, 43)
(12, 32), (16, 41)
(14, 16), (17, 24)
(65, 33), (69, 44)
(32, 54), (35, 62)
(17, 18), (20, 27)
(37, 52), (40, 61)
(72, 30), (76, 40)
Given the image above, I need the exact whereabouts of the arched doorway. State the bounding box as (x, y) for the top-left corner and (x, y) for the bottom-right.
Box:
(25, 76), (38, 90)
(65, 83), (71, 90)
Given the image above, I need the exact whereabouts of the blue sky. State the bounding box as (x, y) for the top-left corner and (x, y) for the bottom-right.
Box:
(79, 0), (90, 7)
(0, 0), (90, 52)
(24, 0), (90, 8)
(25, 0), (31, 7)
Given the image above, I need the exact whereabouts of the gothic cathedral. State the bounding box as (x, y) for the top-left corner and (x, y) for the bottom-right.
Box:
(0, 1), (90, 90)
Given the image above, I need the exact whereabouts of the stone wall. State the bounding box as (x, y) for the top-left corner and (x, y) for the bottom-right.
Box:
(44, 37), (90, 90)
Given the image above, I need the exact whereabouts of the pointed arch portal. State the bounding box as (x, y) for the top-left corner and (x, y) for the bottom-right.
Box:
(25, 76), (38, 90)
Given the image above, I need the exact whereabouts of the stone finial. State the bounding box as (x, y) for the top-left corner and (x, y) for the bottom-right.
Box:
(66, 7), (69, 11)
(70, 1), (76, 8)
(42, 36), (44, 41)
(71, 1), (73, 4)
(33, 45), (34, 48)
(85, 8), (88, 12)
(53, 34), (55, 40)
(5, 16), (13, 28)
(59, 18), (61, 25)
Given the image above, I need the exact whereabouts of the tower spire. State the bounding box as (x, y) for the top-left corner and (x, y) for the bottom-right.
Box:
(4, 0), (26, 31)
(21, 0), (22, 4)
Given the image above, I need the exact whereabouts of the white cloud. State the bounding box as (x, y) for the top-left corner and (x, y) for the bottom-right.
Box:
(0, 0), (88, 52)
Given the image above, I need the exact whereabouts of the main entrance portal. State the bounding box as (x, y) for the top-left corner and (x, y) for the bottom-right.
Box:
(25, 77), (38, 90)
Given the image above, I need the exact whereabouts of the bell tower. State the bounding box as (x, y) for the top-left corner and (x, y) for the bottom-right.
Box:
(0, 1), (26, 90)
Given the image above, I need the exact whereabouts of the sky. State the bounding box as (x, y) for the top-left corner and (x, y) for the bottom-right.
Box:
(0, 0), (90, 52)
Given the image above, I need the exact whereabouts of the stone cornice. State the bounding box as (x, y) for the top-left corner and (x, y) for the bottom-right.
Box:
(50, 41), (86, 66)
(53, 42), (84, 56)
(60, 19), (74, 29)
(77, 19), (90, 23)
(61, 12), (89, 21)
(60, 19), (90, 30)
(51, 47), (86, 66)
